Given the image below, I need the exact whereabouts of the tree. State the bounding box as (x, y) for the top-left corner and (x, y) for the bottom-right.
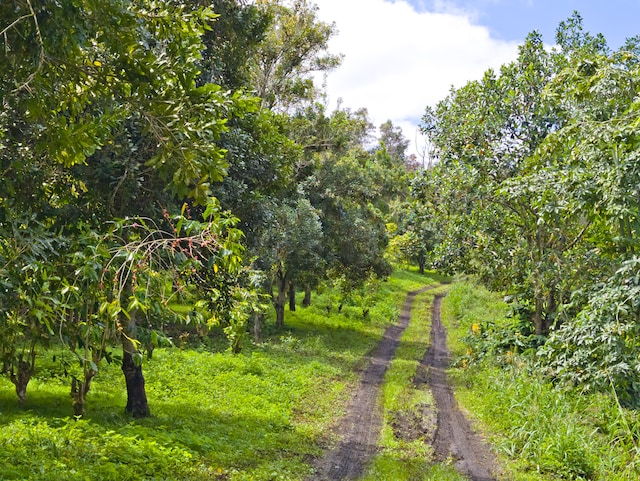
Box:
(534, 37), (640, 398)
(420, 30), (571, 334)
(378, 120), (410, 165)
(0, 0), (256, 416)
(0, 219), (65, 404)
(0, 1), (241, 210)
(197, 0), (271, 90)
(258, 198), (323, 328)
(389, 198), (436, 274)
(306, 148), (393, 289)
(419, 9), (640, 351)
(249, 0), (342, 112)
(211, 108), (301, 255)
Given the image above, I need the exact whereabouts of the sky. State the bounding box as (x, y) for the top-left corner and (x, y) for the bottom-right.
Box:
(312, 0), (640, 160)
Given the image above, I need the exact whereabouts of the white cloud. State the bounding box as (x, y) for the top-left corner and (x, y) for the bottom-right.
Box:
(313, 0), (520, 159)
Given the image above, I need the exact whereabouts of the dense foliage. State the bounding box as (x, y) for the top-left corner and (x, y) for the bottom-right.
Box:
(0, 0), (409, 419)
(419, 13), (640, 402)
(442, 281), (640, 480)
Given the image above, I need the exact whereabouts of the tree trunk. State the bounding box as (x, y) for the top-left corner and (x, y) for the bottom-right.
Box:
(9, 350), (36, 405)
(273, 267), (290, 329)
(275, 288), (286, 329)
(288, 282), (296, 312)
(533, 285), (545, 336)
(303, 285), (312, 307)
(253, 313), (263, 343)
(121, 316), (150, 418)
(544, 286), (557, 333)
(71, 375), (94, 417)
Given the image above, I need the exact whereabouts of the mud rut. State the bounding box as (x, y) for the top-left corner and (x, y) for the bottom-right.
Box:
(310, 288), (497, 481)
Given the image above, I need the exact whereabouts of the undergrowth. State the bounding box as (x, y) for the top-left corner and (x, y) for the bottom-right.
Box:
(442, 281), (640, 481)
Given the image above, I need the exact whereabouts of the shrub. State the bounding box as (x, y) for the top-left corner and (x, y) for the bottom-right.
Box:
(539, 258), (640, 405)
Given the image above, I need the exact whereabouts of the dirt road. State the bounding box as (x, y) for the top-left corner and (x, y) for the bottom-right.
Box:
(311, 287), (431, 480)
(424, 294), (497, 481)
(310, 287), (497, 481)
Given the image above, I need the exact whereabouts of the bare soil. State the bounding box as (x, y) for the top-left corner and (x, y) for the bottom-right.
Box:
(424, 294), (497, 481)
(309, 287), (498, 481)
(310, 287), (431, 480)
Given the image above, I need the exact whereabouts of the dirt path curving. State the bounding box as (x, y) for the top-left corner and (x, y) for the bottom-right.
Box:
(309, 288), (498, 481)
(423, 294), (497, 481)
(310, 287), (432, 481)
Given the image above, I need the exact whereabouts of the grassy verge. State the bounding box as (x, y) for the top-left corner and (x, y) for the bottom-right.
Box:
(0, 268), (433, 481)
(361, 284), (466, 481)
(442, 281), (640, 481)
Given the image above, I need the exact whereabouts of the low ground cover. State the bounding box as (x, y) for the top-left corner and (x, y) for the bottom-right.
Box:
(0, 269), (427, 481)
(442, 281), (640, 481)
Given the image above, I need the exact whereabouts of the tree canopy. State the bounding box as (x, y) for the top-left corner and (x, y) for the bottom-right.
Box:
(0, 0), (408, 417)
(418, 12), (640, 401)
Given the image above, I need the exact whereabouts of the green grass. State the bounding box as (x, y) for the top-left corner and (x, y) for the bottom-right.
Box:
(361, 454), (465, 481)
(377, 288), (438, 459)
(442, 281), (640, 481)
(0, 268), (438, 481)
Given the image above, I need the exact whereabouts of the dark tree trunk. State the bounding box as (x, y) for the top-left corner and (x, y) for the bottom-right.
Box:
(276, 301), (284, 328)
(122, 348), (150, 418)
(288, 282), (296, 312)
(253, 313), (263, 343)
(275, 301), (285, 328)
(9, 349), (36, 405)
(533, 285), (545, 336)
(273, 267), (290, 329)
(121, 316), (150, 418)
(71, 374), (94, 417)
(544, 287), (557, 333)
(303, 285), (312, 307)
(418, 259), (425, 275)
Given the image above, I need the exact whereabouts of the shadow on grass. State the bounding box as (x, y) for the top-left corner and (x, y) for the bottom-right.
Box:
(0, 376), (136, 427)
(0, 389), (72, 422)
(0, 370), (324, 480)
(0, 268), (446, 480)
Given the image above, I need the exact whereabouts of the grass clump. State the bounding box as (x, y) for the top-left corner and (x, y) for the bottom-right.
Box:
(361, 454), (466, 481)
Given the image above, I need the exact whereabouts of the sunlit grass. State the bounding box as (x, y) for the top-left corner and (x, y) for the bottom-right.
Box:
(361, 454), (467, 481)
(442, 280), (640, 481)
(0, 268), (438, 481)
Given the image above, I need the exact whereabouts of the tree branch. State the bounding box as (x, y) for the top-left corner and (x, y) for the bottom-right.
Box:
(12, 0), (46, 93)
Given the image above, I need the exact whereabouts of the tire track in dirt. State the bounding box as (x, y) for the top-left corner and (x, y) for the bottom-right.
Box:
(424, 294), (497, 481)
(310, 286), (433, 481)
